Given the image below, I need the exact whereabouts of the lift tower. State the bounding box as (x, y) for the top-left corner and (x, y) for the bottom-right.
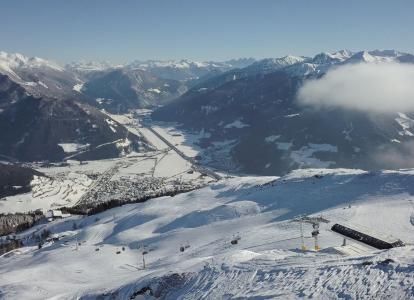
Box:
(292, 215), (330, 251)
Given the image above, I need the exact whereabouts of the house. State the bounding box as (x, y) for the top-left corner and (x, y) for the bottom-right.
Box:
(46, 210), (63, 221)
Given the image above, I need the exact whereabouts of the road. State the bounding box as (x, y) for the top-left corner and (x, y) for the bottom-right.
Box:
(74, 113), (222, 207)
(142, 124), (222, 181)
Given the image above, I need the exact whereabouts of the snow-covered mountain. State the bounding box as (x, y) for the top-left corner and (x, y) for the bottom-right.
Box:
(69, 58), (254, 112)
(0, 75), (149, 162)
(66, 58), (256, 82)
(80, 68), (187, 113)
(0, 51), (80, 99)
(1, 168), (414, 298)
(127, 58), (255, 81)
(0, 51), (255, 114)
(66, 61), (123, 74)
(152, 49), (414, 175)
(0, 51), (63, 75)
(241, 49), (414, 77)
(0, 51), (188, 113)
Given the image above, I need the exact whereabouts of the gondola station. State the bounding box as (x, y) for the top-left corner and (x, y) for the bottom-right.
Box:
(331, 223), (405, 250)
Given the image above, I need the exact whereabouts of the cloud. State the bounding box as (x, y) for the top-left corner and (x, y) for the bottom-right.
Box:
(374, 141), (414, 169)
(297, 62), (414, 113)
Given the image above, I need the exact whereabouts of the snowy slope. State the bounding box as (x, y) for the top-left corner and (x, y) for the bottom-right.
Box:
(1, 168), (414, 299)
(0, 111), (214, 214)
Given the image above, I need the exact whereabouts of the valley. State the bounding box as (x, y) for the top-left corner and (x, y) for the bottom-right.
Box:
(0, 110), (218, 215)
(1, 48), (414, 299)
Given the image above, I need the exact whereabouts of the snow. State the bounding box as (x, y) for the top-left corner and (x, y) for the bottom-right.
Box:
(67, 61), (123, 72)
(37, 81), (48, 89)
(276, 142), (292, 150)
(265, 135), (280, 143)
(73, 83), (84, 92)
(23, 81), (37, 87)
(290, 143), (338, 168)
(0, 112), (217, 214)
(0, 173), (93, 213)
(116, 138), (131, 148)
(201, 105), (219, 115)
(0, 51), (63, 73)
(147, 88), (161, 94)
(224, 119), (250, 129)
(396, 112), (414, 136)
(129, 59), (224, 71)
(285, 113), (300, 118)
(104, 118), (118, 133)
(2, 168), (414, 298)
(151, 123), (209, 158)
(58, 143), (89, 153)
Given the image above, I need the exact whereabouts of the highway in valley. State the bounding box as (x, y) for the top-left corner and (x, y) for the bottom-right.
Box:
(141, 124), (222, 181)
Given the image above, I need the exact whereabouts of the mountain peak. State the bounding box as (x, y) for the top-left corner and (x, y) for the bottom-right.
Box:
(0, 51), (63, 72)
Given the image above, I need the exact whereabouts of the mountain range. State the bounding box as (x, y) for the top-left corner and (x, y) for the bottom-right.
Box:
(152, 50), (414, 174)
(2, 49), (414, 173)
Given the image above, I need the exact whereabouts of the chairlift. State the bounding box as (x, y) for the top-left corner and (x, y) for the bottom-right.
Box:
(311, 230), (319, 237)
(231, 233), (241, 245)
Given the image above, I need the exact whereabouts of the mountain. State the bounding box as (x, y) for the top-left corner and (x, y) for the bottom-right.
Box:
(80, 68), (186, 113)
(127, 58), (256, 81)
(76, 58), (255, 113)
(0, 74), (148, 162)
(65, 61), (123, 74)
(0, 51), (80, 99)
(152, 50), (414, 175)
(0, 52), (255, 114)
(346, 50), (414, 64)
(0, 163), (45, 198)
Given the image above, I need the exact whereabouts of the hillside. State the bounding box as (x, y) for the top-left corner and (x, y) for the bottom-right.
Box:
(81, 68), (186, 113)
(152, 50), (414, 175)
(1, 168), (414, 299)
(0, 164), (45, 198)
(0, 75), (148, 162)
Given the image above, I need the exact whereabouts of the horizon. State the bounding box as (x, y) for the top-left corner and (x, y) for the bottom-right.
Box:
(1, 48), (410, 66)
(2, 0), (414, 63)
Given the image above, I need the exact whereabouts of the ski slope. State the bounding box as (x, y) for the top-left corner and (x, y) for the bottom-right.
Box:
(1, 168), (414, 299)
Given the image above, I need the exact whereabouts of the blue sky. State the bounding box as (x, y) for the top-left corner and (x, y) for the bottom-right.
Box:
(1, 0), (414, 63)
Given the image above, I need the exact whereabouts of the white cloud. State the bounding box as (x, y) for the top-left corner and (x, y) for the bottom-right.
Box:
(374, 141), (414, 169)
(297, 62), (414, 113)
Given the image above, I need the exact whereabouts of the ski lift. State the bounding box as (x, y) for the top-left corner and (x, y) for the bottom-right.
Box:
(231, 233), (241, 245)
(180, 242), (191, 252)
(291, 215), (329, 251)
(142, 246), (149, 269)
(311, 223), (320, 237)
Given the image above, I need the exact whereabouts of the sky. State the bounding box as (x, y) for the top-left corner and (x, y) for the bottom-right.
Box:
(1, 0), (414, 64)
